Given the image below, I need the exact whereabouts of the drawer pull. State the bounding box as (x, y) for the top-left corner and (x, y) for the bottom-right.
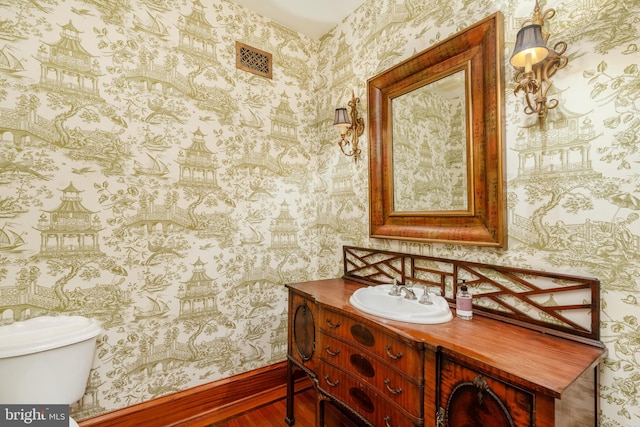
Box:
(385, 345), (403, 360)
(324, 345), (340, 356)
(384, 378), (403, 395)
(384, 415), (398, 427)
(326, 319), (341, 329)
(324, 375), (340, 387)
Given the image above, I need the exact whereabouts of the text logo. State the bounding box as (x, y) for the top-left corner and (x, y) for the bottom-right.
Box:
(0, 405), (68, 426)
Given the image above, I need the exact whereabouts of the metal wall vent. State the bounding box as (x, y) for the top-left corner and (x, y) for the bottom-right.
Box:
(235, 41), (272, 79)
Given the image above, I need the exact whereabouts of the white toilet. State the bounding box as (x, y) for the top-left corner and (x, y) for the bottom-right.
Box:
(0, 315), (101, 427)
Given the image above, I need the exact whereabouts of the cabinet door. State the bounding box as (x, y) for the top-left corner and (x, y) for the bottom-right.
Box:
(288, 291), (317, 371)
(438, 356), (533, 427)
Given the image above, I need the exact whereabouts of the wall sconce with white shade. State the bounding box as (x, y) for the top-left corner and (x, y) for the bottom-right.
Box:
(334, 91), (364, 162)
(510, 0), (568, 125)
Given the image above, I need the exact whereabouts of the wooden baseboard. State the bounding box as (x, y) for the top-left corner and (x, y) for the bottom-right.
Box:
(79, 361), (310, 427)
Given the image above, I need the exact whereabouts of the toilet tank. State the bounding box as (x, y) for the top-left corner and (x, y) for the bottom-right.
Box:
(0, 316), (101, 405)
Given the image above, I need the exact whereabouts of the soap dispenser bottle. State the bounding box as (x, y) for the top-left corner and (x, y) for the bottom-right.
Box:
(456, 280), (473, 320)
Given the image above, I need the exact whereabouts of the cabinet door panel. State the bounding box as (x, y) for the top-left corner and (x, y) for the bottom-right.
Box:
(288, 293), (317, 371)
(439, 356), (533, 427)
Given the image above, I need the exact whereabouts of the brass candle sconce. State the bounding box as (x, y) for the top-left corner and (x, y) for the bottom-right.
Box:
(334, 91), (365, 162)
(510, 0), (568, 125)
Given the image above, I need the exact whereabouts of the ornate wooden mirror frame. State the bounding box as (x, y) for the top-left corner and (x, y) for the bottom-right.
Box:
(368, 12), (507, 247)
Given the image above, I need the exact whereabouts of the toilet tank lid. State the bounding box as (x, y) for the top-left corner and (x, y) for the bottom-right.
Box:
(0, 316), (101, 359)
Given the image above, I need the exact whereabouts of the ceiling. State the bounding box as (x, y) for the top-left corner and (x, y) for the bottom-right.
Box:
(230, 0), (366, 39)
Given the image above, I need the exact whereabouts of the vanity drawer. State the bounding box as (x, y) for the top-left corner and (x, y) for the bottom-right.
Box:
(320, 332), (422, 416)
(320, 307), (423, 378)
(320, 362), (422, 427)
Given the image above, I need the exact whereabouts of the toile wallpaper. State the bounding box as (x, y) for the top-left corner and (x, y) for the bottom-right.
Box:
(0, 0), (638, 425)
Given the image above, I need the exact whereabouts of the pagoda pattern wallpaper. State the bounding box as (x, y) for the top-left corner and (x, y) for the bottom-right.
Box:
(0, 0), (639, 425)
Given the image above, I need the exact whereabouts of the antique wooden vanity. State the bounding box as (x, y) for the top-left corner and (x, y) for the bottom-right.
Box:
(285, 247), (607, 427)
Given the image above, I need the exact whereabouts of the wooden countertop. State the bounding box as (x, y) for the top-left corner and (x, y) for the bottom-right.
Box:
(286, 278), (608, 399)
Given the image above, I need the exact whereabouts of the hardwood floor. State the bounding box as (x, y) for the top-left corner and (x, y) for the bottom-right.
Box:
(210, 388), (361, 427)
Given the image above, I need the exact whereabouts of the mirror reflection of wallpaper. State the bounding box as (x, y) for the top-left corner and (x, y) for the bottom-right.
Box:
(0, 0), (639, 426)
(392, 71), (467, 212)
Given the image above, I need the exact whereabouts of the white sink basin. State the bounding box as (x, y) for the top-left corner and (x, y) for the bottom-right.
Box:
(349, 284), (453, 324)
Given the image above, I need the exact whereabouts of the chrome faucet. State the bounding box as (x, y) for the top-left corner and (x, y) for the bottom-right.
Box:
(387, 279), (417, 300)
(399, 286), (417, 300)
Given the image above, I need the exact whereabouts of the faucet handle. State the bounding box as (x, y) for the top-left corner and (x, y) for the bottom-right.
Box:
(419, 286), (433, 305)
(388, 278), (402, 296)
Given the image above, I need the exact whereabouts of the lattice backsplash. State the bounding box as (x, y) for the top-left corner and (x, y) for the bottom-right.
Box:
(342, 246), (601, 346)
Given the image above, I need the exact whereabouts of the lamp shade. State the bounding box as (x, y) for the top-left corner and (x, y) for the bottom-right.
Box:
(333, 108), (350, 127)
(510, 24), (549, 68)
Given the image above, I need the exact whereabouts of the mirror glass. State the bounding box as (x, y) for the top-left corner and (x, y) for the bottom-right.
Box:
(391, 70), (468, 212)
(368, 12), (506, 247)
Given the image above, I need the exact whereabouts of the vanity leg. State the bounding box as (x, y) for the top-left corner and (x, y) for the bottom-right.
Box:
(316, 393), (326, 427)
(285, 358), (295, 426)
